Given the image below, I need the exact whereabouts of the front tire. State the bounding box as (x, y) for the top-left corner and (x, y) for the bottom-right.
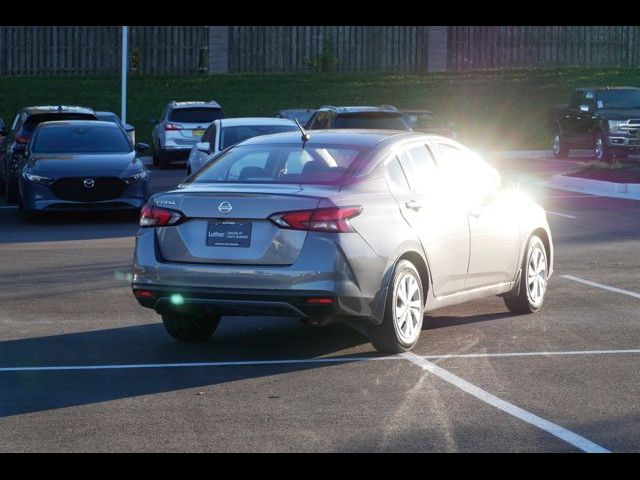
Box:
(368, 260), (424, 354)
(504, 235), (548, 314)
(552, 126), (569, 158)
(594, 131), (613, 163)
(161, 312), (221, 342)
(158, 149), (171, 169)
(5, 179), (18, 204)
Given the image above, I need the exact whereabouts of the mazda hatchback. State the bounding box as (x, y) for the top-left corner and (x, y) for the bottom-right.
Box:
(132, 130), (553, 353)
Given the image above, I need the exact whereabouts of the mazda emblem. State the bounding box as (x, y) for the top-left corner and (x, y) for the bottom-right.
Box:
(83, 178), (95, 188)
(218, 201), (232, 214)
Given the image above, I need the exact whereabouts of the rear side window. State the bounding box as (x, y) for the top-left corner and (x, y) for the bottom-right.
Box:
(397, 144), (439, 192)
(220, 125), (298, 150)
(32, 125), (132, 154)
(333, 113), (411, 131)
(169, 108), (224, 124)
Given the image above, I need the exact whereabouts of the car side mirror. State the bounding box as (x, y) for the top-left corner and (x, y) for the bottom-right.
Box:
(579, 104), (590, 113)
(135, 142), (150, 153)
(197, 142), (210, 153)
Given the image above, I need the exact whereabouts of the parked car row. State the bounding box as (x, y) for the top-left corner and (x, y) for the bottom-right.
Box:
(0, 105), (150, 221)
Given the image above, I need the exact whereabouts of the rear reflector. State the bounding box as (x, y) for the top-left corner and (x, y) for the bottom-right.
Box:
(140, 205), (185, 227)
(306, 297), (334, 304)
(270, 206), (362, 233)
(133, 289), (154, 298)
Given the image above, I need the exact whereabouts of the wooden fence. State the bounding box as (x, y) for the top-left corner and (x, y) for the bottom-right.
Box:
(448, 26), (640, 70)
(228, 26), (430, 73)
(2, 26), (640, 76)
(0, 26), (209, 75)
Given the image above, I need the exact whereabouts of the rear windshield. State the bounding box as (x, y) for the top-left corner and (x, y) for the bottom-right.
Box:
(22, 113), (96, 133)
(220, 124), (298, 150)
(32, 125), (132, 154)
(333, 113), (411, 131)
(596, 90), (640, 109)
(189, 144), (367, 185)
(169, 108), (224, 124)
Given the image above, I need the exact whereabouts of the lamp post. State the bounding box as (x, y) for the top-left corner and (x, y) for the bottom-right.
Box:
(121, 26), (128, 124)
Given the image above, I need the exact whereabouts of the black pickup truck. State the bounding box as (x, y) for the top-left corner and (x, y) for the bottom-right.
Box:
(548, 87), (640, 162)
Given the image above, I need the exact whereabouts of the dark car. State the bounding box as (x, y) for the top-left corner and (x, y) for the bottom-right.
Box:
(549, 87), (640, 162)
(18, 121), (150, 222)
(0, 105), (98, 204)
(305, 105), (412, 131)
(402, 110), (458, 140)
(274, 108), (316, 125)
(96, 111), (136, 145)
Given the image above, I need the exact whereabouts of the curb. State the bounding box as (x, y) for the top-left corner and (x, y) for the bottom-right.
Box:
(548, 174), (640, 200)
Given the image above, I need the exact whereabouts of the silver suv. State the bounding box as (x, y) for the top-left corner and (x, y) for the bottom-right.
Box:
(151, 101), (224, 169)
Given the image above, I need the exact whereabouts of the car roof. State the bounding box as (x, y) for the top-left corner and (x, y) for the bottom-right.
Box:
(579, 86), (640, 92)
(22, 105), (96, 116)
(317, 105), (400, 114)
(36, 120), (120, 129)
(168, 101), (222, 109)
(218, 117), (297, 127)
(95, 111), (119, 117)
(402, 110), (435, 115)
(237, 129), (419, 149)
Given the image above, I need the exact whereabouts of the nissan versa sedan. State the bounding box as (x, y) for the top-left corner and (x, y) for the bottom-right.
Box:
(19, 121), (150, 221)
(132, 130), (553, 353)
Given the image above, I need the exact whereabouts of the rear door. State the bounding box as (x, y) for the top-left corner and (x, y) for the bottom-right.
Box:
(391, 142), (470, 297)
(433, 140), (520, 290)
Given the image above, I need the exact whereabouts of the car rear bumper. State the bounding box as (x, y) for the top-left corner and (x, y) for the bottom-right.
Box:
(132, 284), (346, 321)
(131, 227), (391, 322)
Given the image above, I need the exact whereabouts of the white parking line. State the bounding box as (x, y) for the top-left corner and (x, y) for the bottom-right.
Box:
(423, 348), (640, 360)
(400, 352), (610, 453)
(0, 205), (18, 209)
(562, 275), (640, 300)
(547, 211), (578, 219)
(0, 356), (400, 373)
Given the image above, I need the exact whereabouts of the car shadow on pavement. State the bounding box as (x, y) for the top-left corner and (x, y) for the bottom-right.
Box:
(423, 311), (515, 330)
(0, 318), (375, 418)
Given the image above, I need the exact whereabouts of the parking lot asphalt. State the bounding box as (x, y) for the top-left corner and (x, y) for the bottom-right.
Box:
(1, 152), (639, 452)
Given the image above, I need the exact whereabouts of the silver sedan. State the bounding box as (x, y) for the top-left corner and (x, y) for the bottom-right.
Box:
(132, 130), (553, 353)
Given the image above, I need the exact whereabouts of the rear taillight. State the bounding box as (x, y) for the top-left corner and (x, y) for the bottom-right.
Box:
(140, 205), (184, 227)
(15, 136), (29, 144)
(270, 206), (362, 233)
(165, 123), (182, 131)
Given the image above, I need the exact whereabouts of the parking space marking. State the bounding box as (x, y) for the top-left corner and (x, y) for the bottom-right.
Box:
(0, 205), (17, 209)
(422, 349), (640, 360)
(563, 275), (640, 300)
(0, 356), (404, 373)
(422, 348), (640, 360)
(401, 352), (610, 453)
(547, 211), (578, 219)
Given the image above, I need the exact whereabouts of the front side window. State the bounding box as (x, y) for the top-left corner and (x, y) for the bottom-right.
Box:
(32, 126), (132, 154)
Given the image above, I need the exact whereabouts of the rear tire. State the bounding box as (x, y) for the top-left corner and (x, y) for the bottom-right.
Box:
(504, 235), (548, 314)
(368, 260), (424, 354)
(158, 149), (171, 169)
(594, 131), (613, 163)
(161, 312), (221, 342)
(5, 180), (18, 204)
(552, 125), (569, 158)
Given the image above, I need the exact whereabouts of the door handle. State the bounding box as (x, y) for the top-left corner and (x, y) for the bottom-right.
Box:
(405, 200), (423, 211)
